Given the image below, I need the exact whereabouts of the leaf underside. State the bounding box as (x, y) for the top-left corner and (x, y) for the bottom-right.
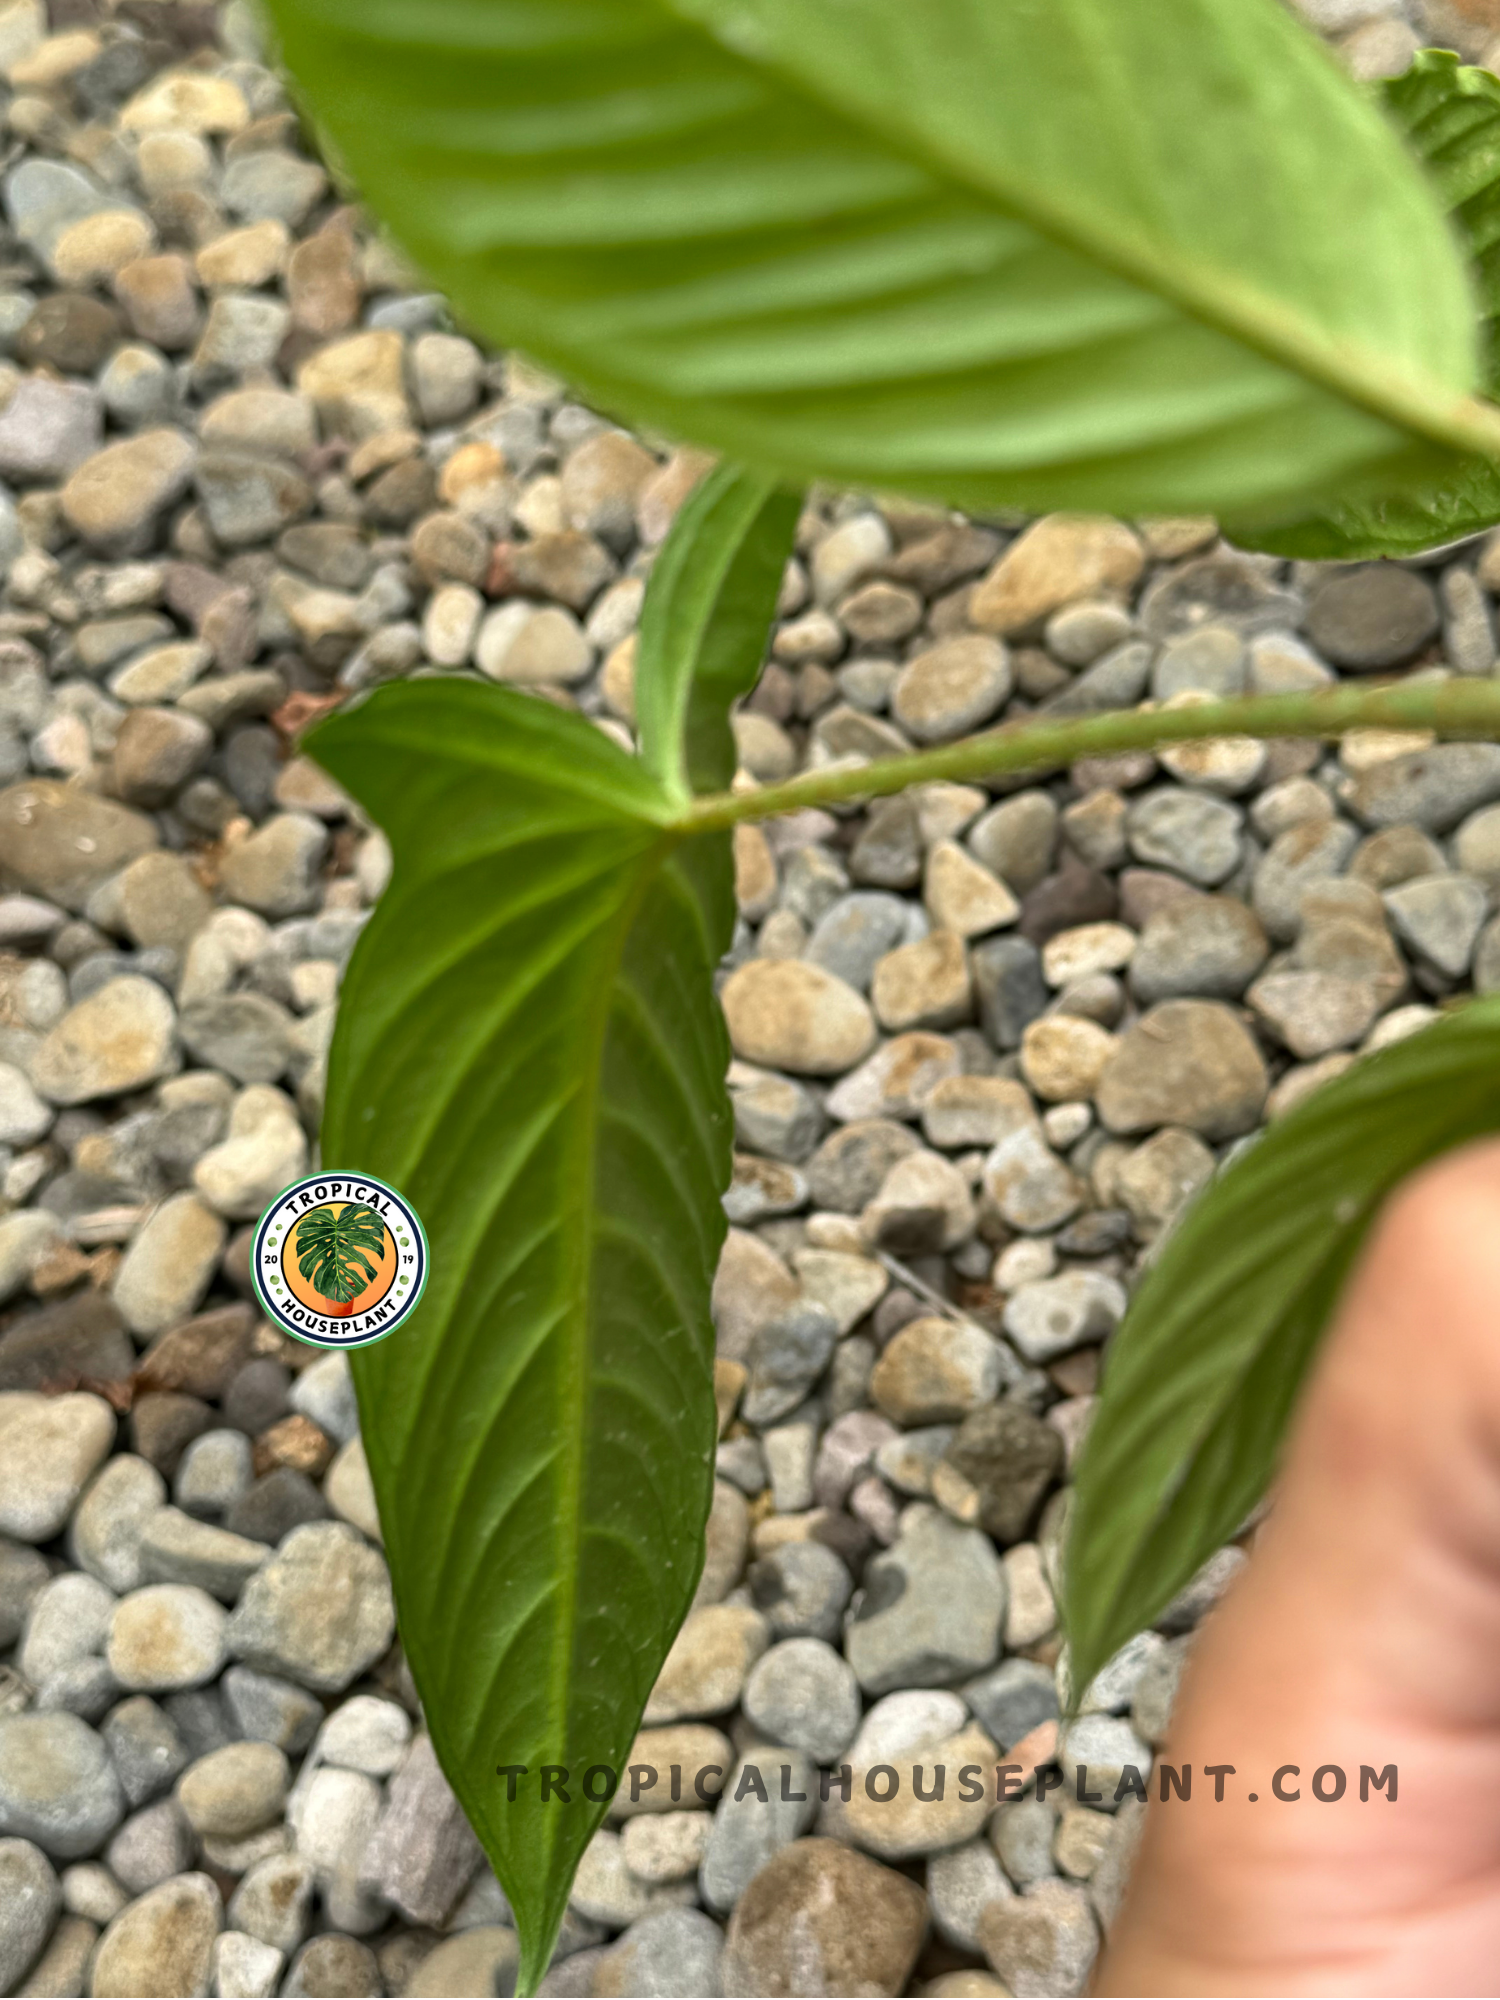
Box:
(262, 0), (1479, 522)
(311, 683), (728, 1990)
(1240, 51), (1500, 558)
(1064, 998), (1500, 1696)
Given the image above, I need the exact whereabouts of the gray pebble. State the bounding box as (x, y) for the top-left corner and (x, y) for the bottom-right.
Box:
(806, 892), (911, 993)
(592, 1906), (725, 1999)
(0, 1536), (51, 1648)
(928, 1836), (1013, 1952)
(0, 1710), (125, 1858)
(992, 1796), (1058, 1886)
(221, 1666), (323, 1755)
(742, 1303), (838, 1427)
(1383, 872), (1488, 978)
(0, 1837), (61, 1995)
(965, 1657), (1060, 1752)
(1127, 788), (1243, 887)
(845, 1505), (1004, 1694)
(287, 1351), (358, 1445)
(104, 1795), (194, 1894)
(1129, 893), (1268, 1003)
(138, 1507), (269, 1603)
(101, 1695), (189, 1809)
(175, 1429), (254, 1519)
(741, 1637), (861, 1765)
(700, 1749), (816, 1913)
(225, 1521), (393, 1693)
(748, 1540), (853, 1644)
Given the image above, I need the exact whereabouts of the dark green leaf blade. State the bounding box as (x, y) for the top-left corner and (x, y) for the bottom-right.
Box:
(1239, 51), (1500, 559)
(261, 0), (1481, 521)
(635, 463), (801, 801)
(309, 681), (731, 1992)
(1065, 998), (1500, 1695)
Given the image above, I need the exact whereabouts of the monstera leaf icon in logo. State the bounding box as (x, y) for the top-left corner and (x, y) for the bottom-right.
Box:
(253, 1173), (428, 1349)
(295, 1202), (388, 1316)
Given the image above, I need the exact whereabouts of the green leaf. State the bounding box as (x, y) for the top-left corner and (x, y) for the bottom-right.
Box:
(261, 0), (1486, 521)
(1239, 51), (1500, 558)
(1064, 998), (1500, 1696)
(310, 680), (732, 1992)
(635, 463), (801, 802)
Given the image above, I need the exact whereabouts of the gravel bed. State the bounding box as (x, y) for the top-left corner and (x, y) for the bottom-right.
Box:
(1, 1), (1498, 1995)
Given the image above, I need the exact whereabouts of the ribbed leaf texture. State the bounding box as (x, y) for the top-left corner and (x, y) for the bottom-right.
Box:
(1065, 999), (1500, 1697)
(1243, 51), (1500, 557)
(262, 0), (1481, 522)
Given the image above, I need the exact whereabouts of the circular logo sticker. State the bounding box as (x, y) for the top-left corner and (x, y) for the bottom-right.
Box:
(253, 1174), (428, 1350)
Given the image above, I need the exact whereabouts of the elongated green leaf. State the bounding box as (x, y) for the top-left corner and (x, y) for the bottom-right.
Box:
(1065, 998), (1500, 1695)
(1240, 51), (1500, 558)
(635, 464), (801, 802)
(310, 681), (731, 1992)
(262, 0), (1486, 521)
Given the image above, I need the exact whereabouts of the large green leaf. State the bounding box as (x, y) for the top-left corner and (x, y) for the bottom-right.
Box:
(1241, 51), (1500, 558)
(310, 468), (797, 1991)
(262, 0), (1486, 521)
(312, 685), (723, 1992)
(635, 463), (801, 802)
(1064, 998), (1500, 1696)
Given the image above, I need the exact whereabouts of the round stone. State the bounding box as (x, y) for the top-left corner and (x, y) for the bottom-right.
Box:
(60, 428), (196, 550)
(1305, 565), (1439, 670)
(176, 1742), (289, 1839)
(1096, 1000), (1269, 1140)
(107, 1584), (227, 1693)
(0, 1391), (114, 1543)
(0, 1712), (124, 1859)
(892, 636), (1012, 743)
(1129, 895), (1269, 1004)
(741, 1638), (861, 1765)
(91, 1873), (222, 1999)
(722, 1838), (928, 1997)
(0, 1838), (60, 1993)
(224, 1522), (394, 1694)
(112, 1193), (226, 1339)
(870, 1318), (1004, 1426)
(720, 960), (876, 1077)
(643, 1605), (769, 1725)
(31, 975), (178, 1106)
(1020, 1015), (1118, 1102)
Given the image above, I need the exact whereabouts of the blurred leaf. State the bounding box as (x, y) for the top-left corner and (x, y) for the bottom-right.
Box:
(1240, 51), (1500, 557)
(312, 681), (732, 1992)
(1065, 999), (1500, 1694)
(262, 0), (1481, 521)
(635, 463), (801, 801)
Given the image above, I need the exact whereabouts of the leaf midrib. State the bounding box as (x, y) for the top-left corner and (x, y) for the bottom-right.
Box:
(653, 0), (1497, 463)
(545, 824), (680, 1862)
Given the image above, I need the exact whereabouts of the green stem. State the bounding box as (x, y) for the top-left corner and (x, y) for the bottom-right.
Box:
(681, 677), (1500, 831)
